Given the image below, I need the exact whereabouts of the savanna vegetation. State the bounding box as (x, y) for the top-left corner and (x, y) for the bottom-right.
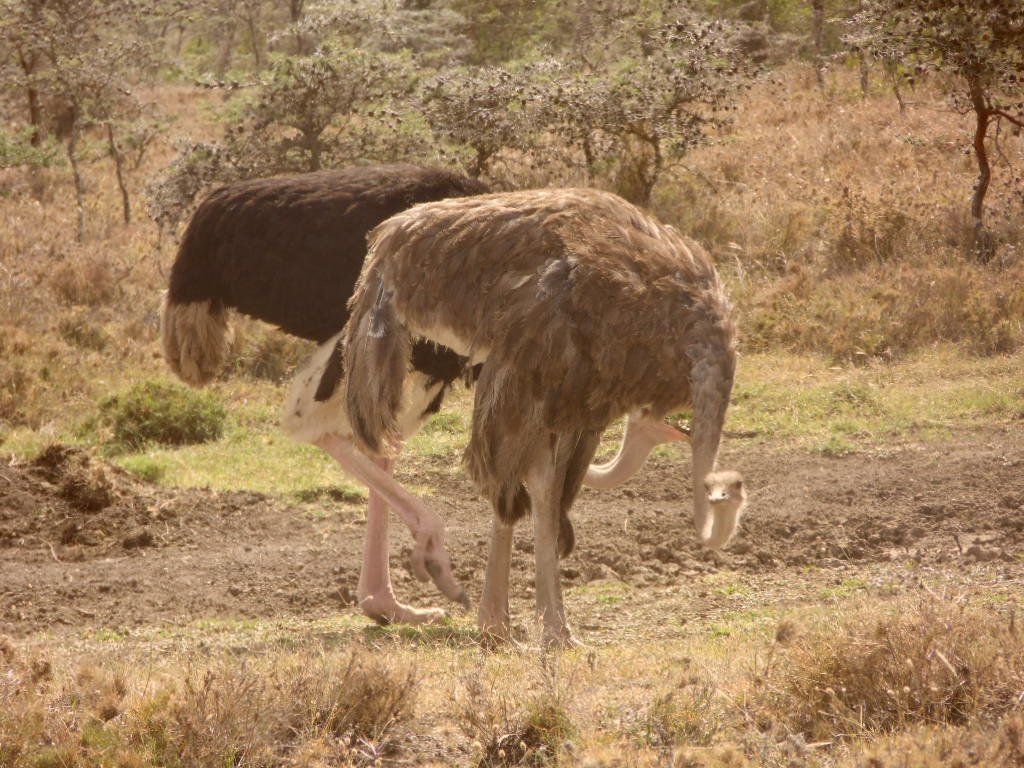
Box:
(1, 1), (1023, 766)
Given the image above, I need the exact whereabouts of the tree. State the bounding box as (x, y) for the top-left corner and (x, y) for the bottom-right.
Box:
(447, 0), (568, 64)
(242, 45), (417, 173)
(149, 41), (426, 234)
(850, 0), (1024, 256)
(420, 6), (750, 203)
(423, 65), (541, 179)
(0, 0), (156, 239)
(543, 13), (750, 206)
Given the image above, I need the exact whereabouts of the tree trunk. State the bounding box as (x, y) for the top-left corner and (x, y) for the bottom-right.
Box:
(470, 146), (490, 179)
(967, 74), (993, 258)
(175, 23), (186, 60)
(289, 0), (307, 54)
(17, 49), (43, 146)
(889, 64), (906, 113)
(245, 4), (263, 68)
(581, 133), (597, 182)
(67, 120), (86, 242)
(106, 123), (131, 225)
(303, 129), (322, 172)
(811, 0), (826, 91)
(216, 16), (237, 77)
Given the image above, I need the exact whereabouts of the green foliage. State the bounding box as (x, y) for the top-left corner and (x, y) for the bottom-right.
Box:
(423, 64), (542, 178)
(424, 9), (751, 198)
(0, 128), (62, 170)
(449, 0), (569, 64)
(242, 45), (413, 172)
(118, 455), (168, 483)
(851, 1), (1024, 86)
(97, 380), (226, 451)
(149, 43), (430, 231)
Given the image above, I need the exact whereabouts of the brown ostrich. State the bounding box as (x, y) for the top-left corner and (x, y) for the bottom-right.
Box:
(343, 188), (747, 645)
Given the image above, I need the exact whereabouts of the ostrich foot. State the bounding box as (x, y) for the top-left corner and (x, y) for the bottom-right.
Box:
(413, 533), (471, 609)
(478, 606), (512, 647)
(541, 623), (587, 651)
(478, 623), (529, 653)
(359, 590), (447, 626)
(315, 434), (469, 607)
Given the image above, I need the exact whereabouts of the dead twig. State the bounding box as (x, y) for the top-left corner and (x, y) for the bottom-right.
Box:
(31, 535), (62, 562)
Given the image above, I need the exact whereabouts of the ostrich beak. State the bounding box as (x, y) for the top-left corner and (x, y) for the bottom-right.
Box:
(657, 421), (690, 443)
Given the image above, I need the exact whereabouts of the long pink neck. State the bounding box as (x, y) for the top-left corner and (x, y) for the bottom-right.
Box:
(584, 411), (684, 489)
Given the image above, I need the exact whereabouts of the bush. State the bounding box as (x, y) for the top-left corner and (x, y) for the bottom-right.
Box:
(48, 254), (118, 307)
(753, 594), (1024, 741)
(227, 323), (312, 383)
(98, 380), (226, 451)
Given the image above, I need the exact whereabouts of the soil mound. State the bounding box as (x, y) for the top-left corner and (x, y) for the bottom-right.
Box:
(0, 444), (269, 558)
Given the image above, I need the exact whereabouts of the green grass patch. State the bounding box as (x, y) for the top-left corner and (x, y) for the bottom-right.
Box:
(7, 348), (1021, 501)
(363, 615), (481, 648)
(406, 399), (472, 458)
(111, 422), (365, 499)
(726, 347), (1024, 448)
(93, 379), (226, 452)
(118, 454), (168, 483)
(817, 577), (870, 601)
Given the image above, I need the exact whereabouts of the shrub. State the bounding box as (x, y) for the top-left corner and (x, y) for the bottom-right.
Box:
(48, 254), (118, 307)
(458, 661), (577, 767)
(227, 323), (312, 383)
(753, 594), (1024, 742)
(57, 314), (109, 351)
(98, 380), (226, 451)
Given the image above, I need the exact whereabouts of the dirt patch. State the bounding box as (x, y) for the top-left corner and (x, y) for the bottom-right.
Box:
(2, 428), (1022, 636)
(0, 445), (276, 555)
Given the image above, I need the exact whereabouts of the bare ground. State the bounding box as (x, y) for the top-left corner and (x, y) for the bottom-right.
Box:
(2, 427), (1023, 639)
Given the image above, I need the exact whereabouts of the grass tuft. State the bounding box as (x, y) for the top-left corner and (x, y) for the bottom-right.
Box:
(459, 660), (578, 767)
(753, 594), (1024, 742)
(94, 379), (226, 452)
(0, 646), (418, 768)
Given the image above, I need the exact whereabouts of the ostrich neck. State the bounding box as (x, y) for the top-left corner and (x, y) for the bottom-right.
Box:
(584, 411), (665, 490)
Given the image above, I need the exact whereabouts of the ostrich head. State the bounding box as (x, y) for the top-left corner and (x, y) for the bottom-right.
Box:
(698, 469), (747, 550)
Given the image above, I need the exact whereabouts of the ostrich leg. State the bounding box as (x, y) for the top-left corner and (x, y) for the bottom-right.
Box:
(357, 456), (446, 624)
(315, 433), (469, 610)
(527, 441), (574, 647)
(478, 517), (515, 642)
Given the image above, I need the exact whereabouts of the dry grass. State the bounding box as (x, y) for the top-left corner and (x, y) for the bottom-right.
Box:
(840, 715), (1024, 768)
(737, 258), (1024, 359)
(0, 642), (419, 768)
(457, 657), (579, 766)
(750, 593), (1024, 743)
(654, 63), (1024, 361)
(1, 63), (1022, 439)
(3, 583), (1024, 767)
(224, 317), (315, 384)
